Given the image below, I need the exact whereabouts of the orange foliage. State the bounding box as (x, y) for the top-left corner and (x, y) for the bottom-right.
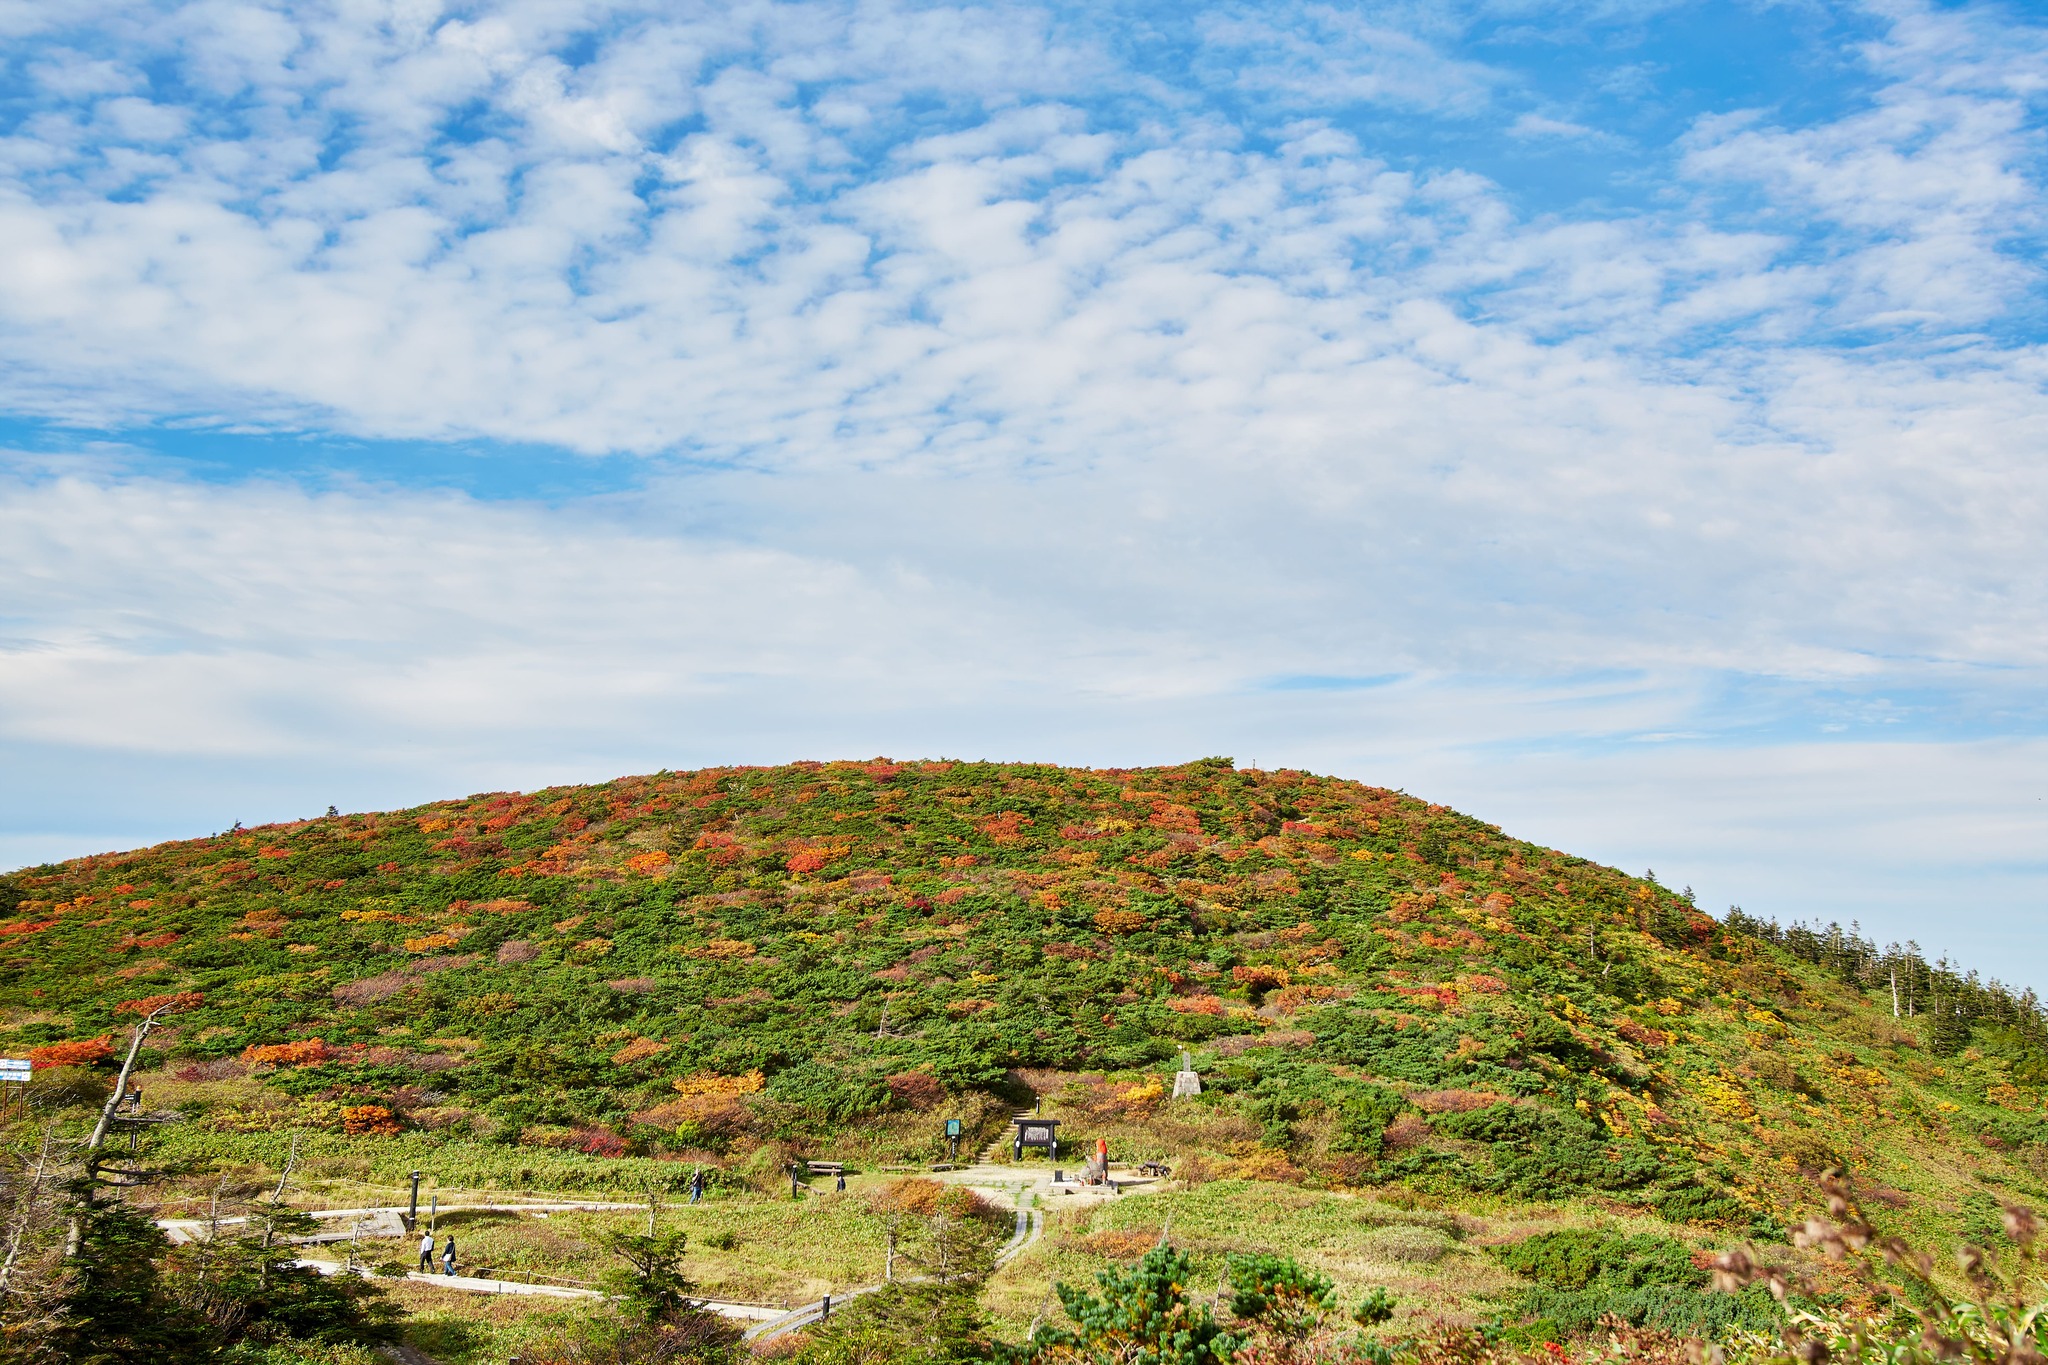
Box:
(240, 1039), (330, 1068)
(341, 1104), (401, 1136)
(1167, 995), (1225, 1016)
(29, 1037), (113, 1069)
(693, 832), (745, 867)
(785, 849), (832, 874)
(975, 812), (1033, 844)
(610, 1036), (668, 1066)
(1232, 964), (1291, 992)
(1093, 908), (1148, 935)
(624, 850), (671, 875)
(0, 919), (60, 938)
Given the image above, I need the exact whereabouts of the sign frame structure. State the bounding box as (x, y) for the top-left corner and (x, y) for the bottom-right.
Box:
(1010, 1117), (1061, 1162)
(0, 1059), (31, 1121)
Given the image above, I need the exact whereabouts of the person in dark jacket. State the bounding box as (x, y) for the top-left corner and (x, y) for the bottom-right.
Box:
(441, 1234), (457, 1276)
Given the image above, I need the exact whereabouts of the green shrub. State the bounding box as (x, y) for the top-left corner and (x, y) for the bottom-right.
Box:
(1491, 1227), (1780, 1338)
(763, 1062), (889, 1123)
(1494, 1228), (1700, 1291)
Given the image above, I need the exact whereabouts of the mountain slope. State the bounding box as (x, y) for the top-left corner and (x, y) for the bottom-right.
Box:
(4, 758), (2043, 1239)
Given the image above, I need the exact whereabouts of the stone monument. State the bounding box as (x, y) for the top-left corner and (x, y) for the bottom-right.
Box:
(1172, 1049), (1202, 1099)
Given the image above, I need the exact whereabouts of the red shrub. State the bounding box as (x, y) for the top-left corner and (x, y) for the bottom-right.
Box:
(1617, 1019), (1670, 1048)
(571, 1127), (626, 1156)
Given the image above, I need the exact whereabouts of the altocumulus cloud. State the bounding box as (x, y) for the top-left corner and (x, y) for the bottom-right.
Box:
(0, 0), (2044, 979)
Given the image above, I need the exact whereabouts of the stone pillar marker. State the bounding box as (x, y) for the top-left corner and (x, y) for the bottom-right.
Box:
(1172, 1050), (1202, 1098)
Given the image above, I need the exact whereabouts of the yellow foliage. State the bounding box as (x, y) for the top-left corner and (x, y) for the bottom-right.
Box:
(1696, 1073), (1756, 1122)
(672, 1069), (765, 1099)
(1745, 1008), (1788, 1037)
(1093, 908), (1148, 935)
(611, 1036), (668, 1066)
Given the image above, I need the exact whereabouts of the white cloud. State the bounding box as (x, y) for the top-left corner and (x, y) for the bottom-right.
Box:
(1507, 112), (1597, 139)
(0, 0), (2045, 977)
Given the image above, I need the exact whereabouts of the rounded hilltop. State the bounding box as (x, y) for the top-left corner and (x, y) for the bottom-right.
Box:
(2, 757), (2043, 1254)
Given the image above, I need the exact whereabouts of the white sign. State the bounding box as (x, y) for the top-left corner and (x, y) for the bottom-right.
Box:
(0, 1059), (32, 1080)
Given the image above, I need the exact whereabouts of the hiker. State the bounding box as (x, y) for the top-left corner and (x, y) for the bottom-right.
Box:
(441, 1233), (457, 1276)
(417, 1227), (435, 1272)
(689, 1168), (704, 1204)
(835, 1169), (846, 1193)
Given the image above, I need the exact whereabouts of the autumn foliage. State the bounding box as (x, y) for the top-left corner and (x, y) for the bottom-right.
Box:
(240, 1039), (331, 1069)
(28, 1037), (113, 1069)
(341, 1104), (401, 1136)
(1232, 964), (1291, 993)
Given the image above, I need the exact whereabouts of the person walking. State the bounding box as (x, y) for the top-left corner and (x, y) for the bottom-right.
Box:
(416, 1227), (435, 1272)
(689, 1168), (705, 1205)
(441, 1233), (457, 1277)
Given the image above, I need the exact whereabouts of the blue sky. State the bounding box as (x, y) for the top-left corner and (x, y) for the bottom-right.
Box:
(1, 0), (2044, 985)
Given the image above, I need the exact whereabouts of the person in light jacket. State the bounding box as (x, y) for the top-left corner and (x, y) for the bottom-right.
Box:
(441, 1234), (457, 1276)
(417, 1228), (435, 1272)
